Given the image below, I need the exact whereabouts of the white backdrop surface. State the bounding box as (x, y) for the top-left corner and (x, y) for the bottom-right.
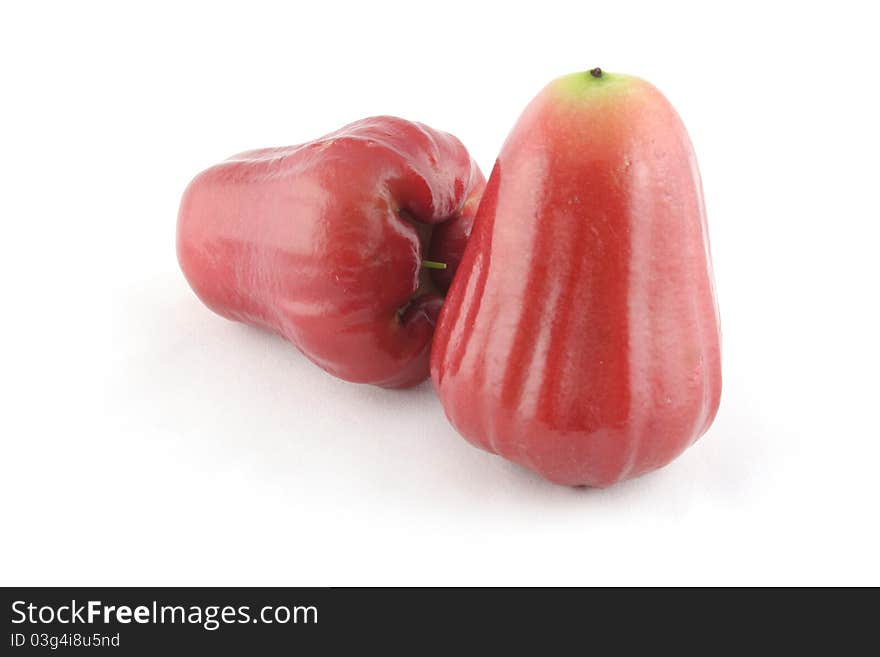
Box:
(1, 1), (878, 585)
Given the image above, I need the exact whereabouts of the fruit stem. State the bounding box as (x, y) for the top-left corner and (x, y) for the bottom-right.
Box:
(421, 260), (447, 270)
(590, 67), (603, 78)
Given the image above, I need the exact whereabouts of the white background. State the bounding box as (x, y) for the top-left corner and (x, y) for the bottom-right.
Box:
(2, 1), (878, 586)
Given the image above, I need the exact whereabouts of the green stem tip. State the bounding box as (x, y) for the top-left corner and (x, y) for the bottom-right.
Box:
(421, 260), (447, 270)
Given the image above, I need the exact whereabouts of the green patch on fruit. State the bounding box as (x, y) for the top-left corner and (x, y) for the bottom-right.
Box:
(553, 69), (635, 101)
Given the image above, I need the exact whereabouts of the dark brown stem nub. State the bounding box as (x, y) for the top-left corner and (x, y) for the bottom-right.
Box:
(590, 68), (603, 78)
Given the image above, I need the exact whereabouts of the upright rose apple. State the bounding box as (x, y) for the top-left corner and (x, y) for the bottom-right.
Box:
(431, 70), (721, 486)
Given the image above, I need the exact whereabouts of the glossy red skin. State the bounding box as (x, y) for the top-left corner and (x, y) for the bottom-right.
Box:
(178, 116), (484, 388)
(431, 74), (721, 486)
